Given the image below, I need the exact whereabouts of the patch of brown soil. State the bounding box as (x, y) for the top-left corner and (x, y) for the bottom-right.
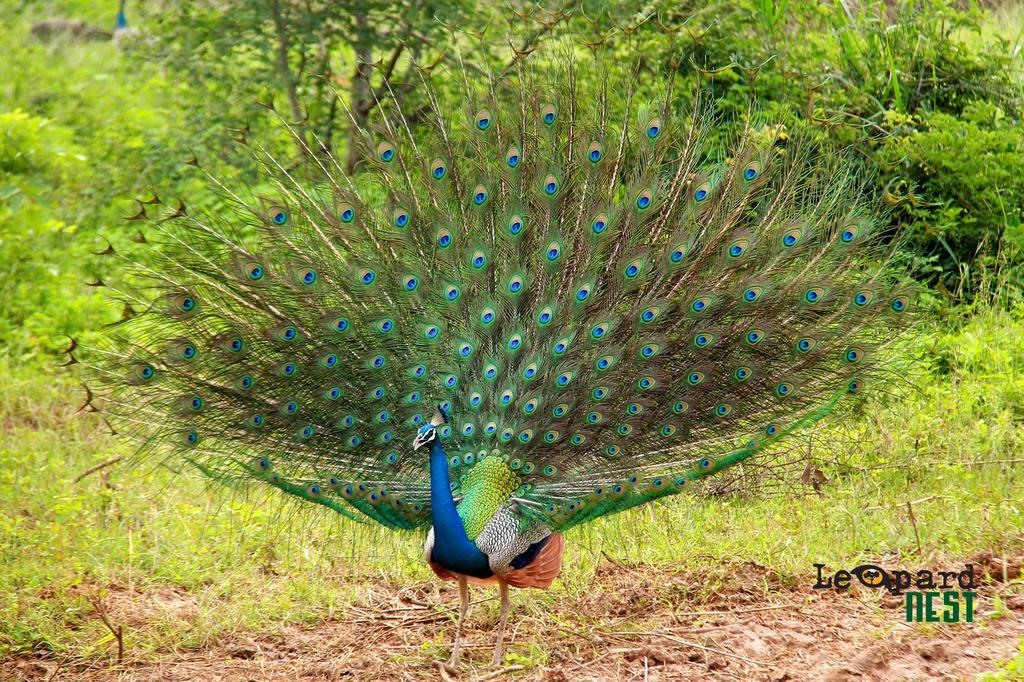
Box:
(4, 556), (1022, 681)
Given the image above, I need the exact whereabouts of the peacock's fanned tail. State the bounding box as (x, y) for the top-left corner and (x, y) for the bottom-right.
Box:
(83, 48), (915, 533)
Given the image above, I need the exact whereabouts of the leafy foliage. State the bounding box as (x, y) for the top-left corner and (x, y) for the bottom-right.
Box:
(0, 110), (106, 358)
(583, 0), (1024, 298)
(880, 103), (1024, 297)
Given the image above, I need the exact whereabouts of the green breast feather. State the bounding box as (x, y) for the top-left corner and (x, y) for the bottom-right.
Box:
(457, 458), (521, 541)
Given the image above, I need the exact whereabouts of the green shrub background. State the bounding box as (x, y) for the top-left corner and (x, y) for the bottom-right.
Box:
(2, 0), (1022, 366)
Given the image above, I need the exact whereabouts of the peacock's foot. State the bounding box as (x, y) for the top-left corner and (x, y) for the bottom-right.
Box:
(490, 647), (504, 666)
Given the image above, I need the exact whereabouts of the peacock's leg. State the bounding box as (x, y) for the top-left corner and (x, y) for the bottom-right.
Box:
(491, 580), (511, 665)
(447, 575), (470, 668)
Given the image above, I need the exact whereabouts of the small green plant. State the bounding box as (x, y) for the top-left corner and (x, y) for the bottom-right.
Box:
(979, 638), (1024, 681)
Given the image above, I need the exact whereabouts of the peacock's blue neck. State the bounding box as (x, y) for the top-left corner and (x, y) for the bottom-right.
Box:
(428, 439), (493, 579)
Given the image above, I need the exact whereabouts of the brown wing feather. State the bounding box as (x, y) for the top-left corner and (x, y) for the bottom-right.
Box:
(501, 533), (564, 589)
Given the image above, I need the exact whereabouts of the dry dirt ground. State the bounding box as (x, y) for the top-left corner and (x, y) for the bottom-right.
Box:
(4, 553), (1022, 682)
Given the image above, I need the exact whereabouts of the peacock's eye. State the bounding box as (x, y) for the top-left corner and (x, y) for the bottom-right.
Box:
(728, 238), (749, 258)
(472, 185), (488, 206)
(508, 213), (525, 235)
(635, 188), (653, 210)
(506, 145), (521, 168)
(805, 287), (824, 303)
(430, 159), (447, 180)
(541, 103), (557, 125)
(645, 117), (662, 139)
(377, 141), (395, 163)
(743, 286), (764, 302)
(543, 175), (558, 196)
(246, 263), (264, 280)
(693, 180), (711, 202)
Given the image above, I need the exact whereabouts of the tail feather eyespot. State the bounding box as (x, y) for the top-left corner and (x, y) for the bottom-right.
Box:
(338, 203), (356, 223)
(471, 184), (489, 206)
(692, 180), (712, 203)
(742, 159), (761, 182)
(130, 363), (157, 384)
(473, 109), (492, 131)
(644, 116), (662, 140)
(540, 103), (557, 125)
(635, 188), (653, 211)
(376, 141), (396, 163)
(392, 207), (411, 228)
(507, 212), (525, 236)
(505, 145), (521, 169)
(541, 174), (560, 197)
(267, 207), (287, 226)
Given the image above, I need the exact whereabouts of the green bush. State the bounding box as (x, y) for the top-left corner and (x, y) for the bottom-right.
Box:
(0, 110), (108, 360)
(0, 8), (261, 365)
(606, 0), (1023, 299)
(880, 102), (1024, 297)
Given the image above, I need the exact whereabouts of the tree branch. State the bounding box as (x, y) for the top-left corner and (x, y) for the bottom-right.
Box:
(269, 0), (308, 154)
(346, 12), (374, 173)
(381, 40), (405, 82)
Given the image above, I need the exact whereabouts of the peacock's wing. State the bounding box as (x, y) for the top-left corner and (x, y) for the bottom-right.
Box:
(86, 45), (915, 532)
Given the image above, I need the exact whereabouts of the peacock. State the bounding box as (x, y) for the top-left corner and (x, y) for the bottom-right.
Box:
(79, 42), (915, 669)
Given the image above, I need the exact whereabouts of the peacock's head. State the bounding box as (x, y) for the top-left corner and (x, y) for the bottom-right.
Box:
(412, 424), (437, 451)
(412, 405), (450, 451)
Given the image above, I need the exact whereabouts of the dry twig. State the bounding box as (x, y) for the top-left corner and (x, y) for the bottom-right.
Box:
(87, 593), (123, 663)
(72, 456), (123, 484)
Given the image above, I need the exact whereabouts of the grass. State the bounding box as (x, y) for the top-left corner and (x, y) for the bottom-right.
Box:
(2, 307), (1022, 662)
